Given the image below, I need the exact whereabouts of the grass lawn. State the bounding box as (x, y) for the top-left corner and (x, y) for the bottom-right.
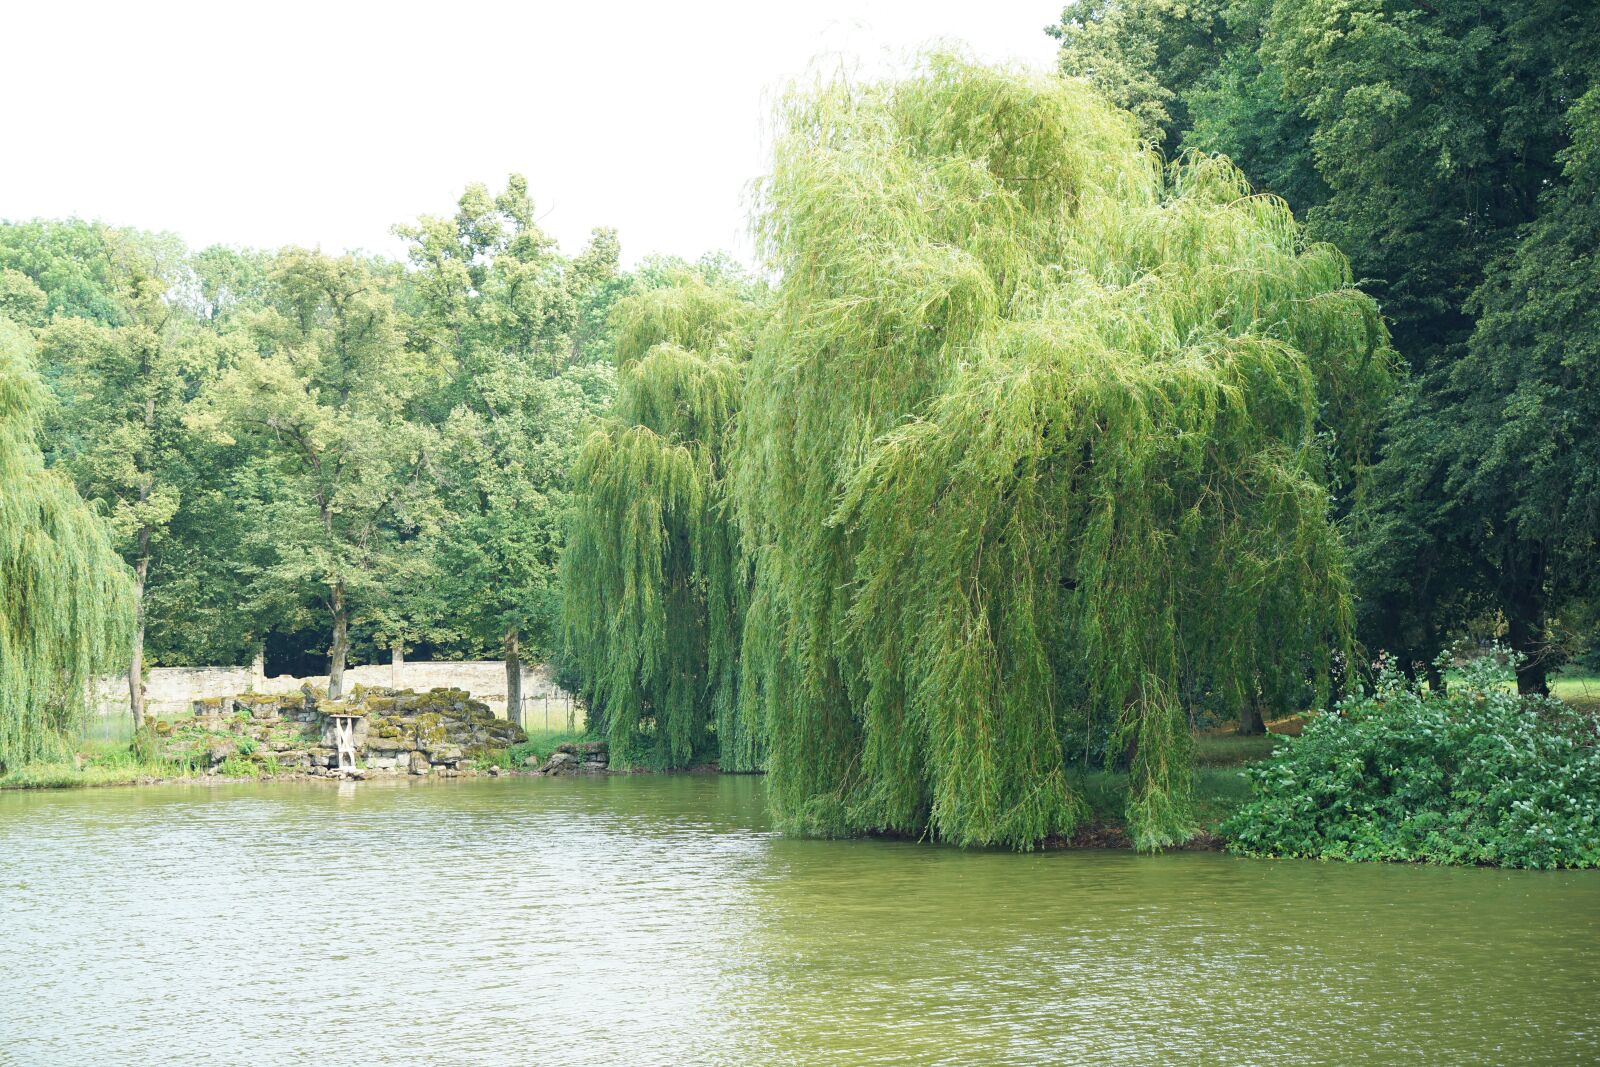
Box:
(493, 731), (589, 770)
(1437, 664), (1600, 714)
(1550, 668), (1599, 714)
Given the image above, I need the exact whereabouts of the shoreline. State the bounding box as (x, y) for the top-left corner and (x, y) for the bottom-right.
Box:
(0, 763), (1225, 852)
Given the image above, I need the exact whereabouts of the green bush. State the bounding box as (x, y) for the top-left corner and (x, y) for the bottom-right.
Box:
(215, 755), (258, 778)
(1224, 653), (1600, 868)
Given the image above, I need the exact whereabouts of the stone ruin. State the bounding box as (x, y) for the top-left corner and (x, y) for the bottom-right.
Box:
(535, 740), (610, 775)
(168, 684), (528, 778)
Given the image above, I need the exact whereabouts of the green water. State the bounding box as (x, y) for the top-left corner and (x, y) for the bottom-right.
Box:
(1, 775), (1595, 1065)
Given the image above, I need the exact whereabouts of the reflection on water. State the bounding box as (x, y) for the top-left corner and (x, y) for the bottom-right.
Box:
(0, 776), (1595, 1065)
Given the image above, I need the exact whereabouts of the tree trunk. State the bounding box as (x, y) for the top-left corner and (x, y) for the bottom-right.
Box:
(128, 551), (148, 732)
(129, 386), (155, 733)
(505, 629), (522, 728)
(391, 643), (404, 691)
(328, 583), (349, 701)
(1238, 698), (1265, 736)
(1423, 658), (1446, 693)
(1507, 601), (1551, 696)
(1505, 561), (1551, 696)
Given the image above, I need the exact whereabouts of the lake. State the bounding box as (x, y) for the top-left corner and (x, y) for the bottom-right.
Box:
(1, 775), (1595, 1065)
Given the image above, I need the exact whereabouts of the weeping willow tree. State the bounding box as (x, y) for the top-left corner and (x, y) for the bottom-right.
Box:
(563, 279), (763, 769)
(0, 319), (134, 768)
(734, 53), (1393, 849)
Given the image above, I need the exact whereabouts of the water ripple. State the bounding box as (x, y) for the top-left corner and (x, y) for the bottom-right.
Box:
(1, 777), (1595, 1065)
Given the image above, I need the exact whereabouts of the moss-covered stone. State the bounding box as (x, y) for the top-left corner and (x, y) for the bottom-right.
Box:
(412, 712), (446, 748)
(181, 684), (528, 777)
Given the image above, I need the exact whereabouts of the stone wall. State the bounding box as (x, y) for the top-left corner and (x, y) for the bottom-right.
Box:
(97, 660), (578, 725)
(163, 687), (529, 778)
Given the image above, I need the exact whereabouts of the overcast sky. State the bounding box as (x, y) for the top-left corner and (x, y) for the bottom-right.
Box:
(5, 1), (1062, 266)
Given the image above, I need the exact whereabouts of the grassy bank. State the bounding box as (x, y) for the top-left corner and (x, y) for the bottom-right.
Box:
(482, 731), (589, 770)
(0, 725), (589, 790)
(0, 738), (193, 789)
(1073, 767), (1255, 837)
(1067, 729), (1284, 846)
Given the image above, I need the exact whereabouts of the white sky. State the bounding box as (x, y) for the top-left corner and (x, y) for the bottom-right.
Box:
(4, 1), (1062, 267)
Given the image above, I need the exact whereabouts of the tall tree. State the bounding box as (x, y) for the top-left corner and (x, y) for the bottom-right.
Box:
(564, 277), (760, 768)
(1437, 86), (1600, 688)
(1051, 0), (1600, 691)
(735, 53), (1391, 848)
(0, 219), (186, 326)
(1269, 0), (1598, 691)
(0, 319), (133, 766)
(1051, 0), (1325, 214)
(396, 177), (617, 720)
(37, 243), (211, 728)
(568, 227), (628, 366)
(193, 249), (438, 699)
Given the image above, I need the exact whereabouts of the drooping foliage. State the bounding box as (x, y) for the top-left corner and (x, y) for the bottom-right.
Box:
(563, 278), (761, 769)
(0, 320), (133, 766)
(735, 54), (1393, 848)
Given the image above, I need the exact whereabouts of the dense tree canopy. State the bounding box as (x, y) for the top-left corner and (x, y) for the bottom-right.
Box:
(38, 249), (213, 726)
(191, 249), (443, 700)
(1438, 87), (1600, 678)
(398, 177), (618, 717)
(2, 24), (1591, 866)
(1053, 0), (1600, 690)
(0, 178), (658, 730)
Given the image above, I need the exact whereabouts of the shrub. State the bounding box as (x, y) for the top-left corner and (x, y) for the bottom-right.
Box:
(1224, 653), (1600, 868)
(215, 755), (258, 778)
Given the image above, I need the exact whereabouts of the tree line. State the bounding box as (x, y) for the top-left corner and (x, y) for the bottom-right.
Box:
(0, 180), (750, 743)
(4, 8), (1595, 849)
(564, 23), (1598, 846)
